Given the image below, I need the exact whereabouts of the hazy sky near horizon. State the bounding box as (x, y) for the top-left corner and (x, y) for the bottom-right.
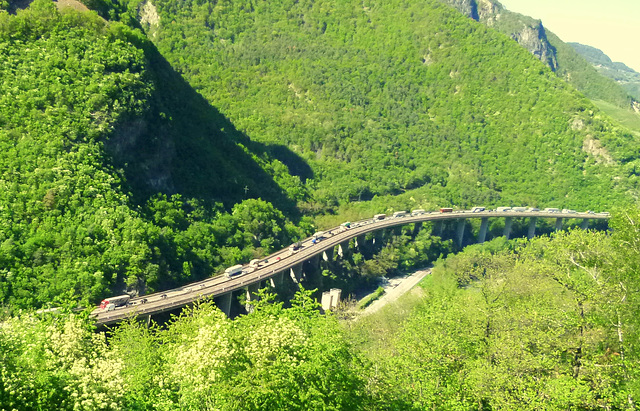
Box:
(497, 0), (640, 72)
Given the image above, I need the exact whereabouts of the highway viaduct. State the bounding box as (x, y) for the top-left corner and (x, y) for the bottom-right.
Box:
(91, 209), (609, 326)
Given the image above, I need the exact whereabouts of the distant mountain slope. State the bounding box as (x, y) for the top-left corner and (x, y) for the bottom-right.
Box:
(569, 42), (640, 102)
(440, 0), (635, 110)
(126, 0), (639, 210)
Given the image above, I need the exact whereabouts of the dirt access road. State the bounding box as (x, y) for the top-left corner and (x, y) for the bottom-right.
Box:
(360, 267), (431, 316)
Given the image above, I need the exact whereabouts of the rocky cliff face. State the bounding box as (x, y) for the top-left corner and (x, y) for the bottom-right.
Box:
(440, 0), (557, 71)
(509, 22), (557, 71)
(444, 0), (479, 19)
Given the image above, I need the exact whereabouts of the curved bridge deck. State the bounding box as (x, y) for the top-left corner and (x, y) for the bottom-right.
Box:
(92, 210), (608, 325)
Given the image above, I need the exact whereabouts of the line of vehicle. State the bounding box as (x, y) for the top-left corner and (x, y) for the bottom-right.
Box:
(93, 208), (609, 324)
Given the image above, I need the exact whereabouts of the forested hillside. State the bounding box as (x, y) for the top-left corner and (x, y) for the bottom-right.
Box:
(353, 208), (640, 409)
(441, 0), (637, 110)
(4, 210), (640, 409)
(4, 1), (640, 408)
(128, 0), (640, 212)
(1, 0), (640, 310)
(0, 1), (308, 310)
(569, 42), (640, 102)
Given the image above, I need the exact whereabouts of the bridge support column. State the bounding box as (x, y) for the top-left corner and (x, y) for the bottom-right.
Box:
(581, 219), (590, 230)
(456, 219), (466, 247)
(322, 248), (334, 262)
(218, 292), (233, 318)
(413, 222), (422, 237)
(338, 241), (350, 258)
(321, 288), (342, 312)
(290, 263), (303, 284)
(304, 255), (323, 289)
(555, 217), (563, 231)
(503, 217), (513, 240)
(372, 230), (383, 245)
(355, 235), (366, 251)
(309, 254), (321, 270)
(478, 217), (489, 244)
(433, 220), (444, 236)
(269, 271), (284, 288)
(527, 217), (537, 239)
(245, 283), (260, 313)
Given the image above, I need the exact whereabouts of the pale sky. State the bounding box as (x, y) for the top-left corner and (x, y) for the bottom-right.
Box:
(497, 0), (640, 73)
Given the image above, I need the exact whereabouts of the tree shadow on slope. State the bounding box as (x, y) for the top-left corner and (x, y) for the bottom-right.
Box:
(107, 42), (312, 219)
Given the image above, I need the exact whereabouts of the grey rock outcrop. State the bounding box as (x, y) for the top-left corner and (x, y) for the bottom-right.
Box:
(440, 0), (558, 71)
(510, 21), (557, 71)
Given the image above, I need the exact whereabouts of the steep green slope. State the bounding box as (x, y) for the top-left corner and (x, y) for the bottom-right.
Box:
(546, 31), (634, 109)
(129, 0), (639, 210)
(440, 0), (636, 110)
(0, 1), (306, 310)
(570, 42), (640, 101)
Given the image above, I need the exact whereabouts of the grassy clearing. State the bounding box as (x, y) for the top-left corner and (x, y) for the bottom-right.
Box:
(356, 286), (385, 310)
(592, 99), (640, 135)
(342, 275), (432, 356)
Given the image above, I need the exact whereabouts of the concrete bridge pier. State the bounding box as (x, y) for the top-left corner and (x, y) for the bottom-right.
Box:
(309, 254), (321, 270)
(304, 254), (323, 289)
(581, 219), (590, 230)
(269, 271), (284, 288)
(456, 219), (466, 247)
(355, 235), (366, 251)
(372, 230), (384, 247)
(245, 283), (260, 313)
(503, 217), (513, 240)
(217, 292), (233, 318)
(433, 220), (444, 236)
(555, 217), (563, 231)
(412, 221), (422, 237)
(478, 217), (489, 244)
(337, 240), (350, 259)
(322, 248), (334, 262)
(290, 263), (303, 284)
(527, 217), (537, 239)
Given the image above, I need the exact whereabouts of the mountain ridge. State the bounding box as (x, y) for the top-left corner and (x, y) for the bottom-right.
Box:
(439, 0), (636, 110)
(569, 42), (640, 102)
(1, 0), (639, 310)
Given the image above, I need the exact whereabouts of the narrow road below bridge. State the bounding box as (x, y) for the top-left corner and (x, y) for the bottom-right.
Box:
(359, 267), (431, 317)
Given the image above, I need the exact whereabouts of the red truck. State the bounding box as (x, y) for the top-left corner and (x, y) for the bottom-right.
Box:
(99, 295), (130, 311)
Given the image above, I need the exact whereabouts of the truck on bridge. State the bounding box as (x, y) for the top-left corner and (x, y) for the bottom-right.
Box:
(224, 264), (244, 278)
(99, 295), (130, 311)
